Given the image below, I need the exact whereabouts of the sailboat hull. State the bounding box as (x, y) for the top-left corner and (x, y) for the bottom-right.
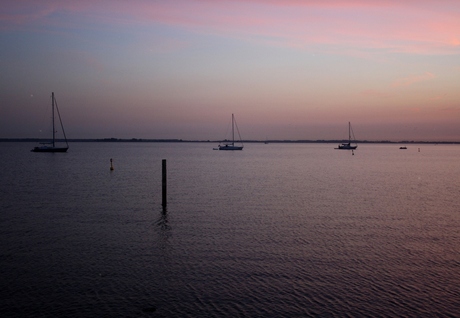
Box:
(335, 144), (357, 150)
(218, 145), (243, 150)
(31, 146), (69, 153)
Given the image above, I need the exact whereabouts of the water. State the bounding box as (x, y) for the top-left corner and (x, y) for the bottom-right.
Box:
(0, 142), (459, 317)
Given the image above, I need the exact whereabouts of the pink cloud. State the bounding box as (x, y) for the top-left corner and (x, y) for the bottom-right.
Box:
(2, 0), (460, 55)
(430, 94), (446, 101)
(360, 89), (391, 98)
(391, 72), (436, 87)
(450, 38), (460, 46)
(440, 106), (460, 112)
(131, 1), (460, 56)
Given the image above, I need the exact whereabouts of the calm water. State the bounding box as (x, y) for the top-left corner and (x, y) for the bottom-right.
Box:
(0, 142), (459, 317)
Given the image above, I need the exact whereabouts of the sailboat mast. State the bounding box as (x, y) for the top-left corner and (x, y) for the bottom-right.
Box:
(348, 121), (351, 143)
(232, 113), (235, 146)
(52, 92), (55, 147)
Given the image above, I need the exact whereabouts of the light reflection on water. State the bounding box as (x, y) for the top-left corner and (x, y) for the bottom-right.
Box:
(0, 142), (459, 317)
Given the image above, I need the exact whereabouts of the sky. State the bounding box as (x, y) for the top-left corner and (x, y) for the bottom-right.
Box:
(1, 0), (459, 141)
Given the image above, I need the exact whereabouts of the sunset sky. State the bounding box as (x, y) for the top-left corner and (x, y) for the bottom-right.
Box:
(1, 0), (459, 141)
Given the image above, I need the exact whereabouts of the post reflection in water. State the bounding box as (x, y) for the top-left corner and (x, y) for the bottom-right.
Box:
(155, 207), (172, 251)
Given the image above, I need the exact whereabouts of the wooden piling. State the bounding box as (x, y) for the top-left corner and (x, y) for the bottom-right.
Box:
(162, 159), (167, 207)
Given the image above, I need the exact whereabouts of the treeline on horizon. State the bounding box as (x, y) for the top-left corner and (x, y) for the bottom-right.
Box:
(1, 138), (459, 144)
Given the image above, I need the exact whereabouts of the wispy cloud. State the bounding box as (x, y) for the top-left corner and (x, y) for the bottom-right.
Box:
(2, 0), (460, 55)
(391, 72), (436, 87)
(430, 94), (446, 101)
(440, 106), (460, 112)
(360, 89), (390, 98)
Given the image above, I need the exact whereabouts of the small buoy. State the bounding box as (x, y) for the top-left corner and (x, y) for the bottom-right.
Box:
(352, 150), (354, 155)
(110, 158), (114, 171)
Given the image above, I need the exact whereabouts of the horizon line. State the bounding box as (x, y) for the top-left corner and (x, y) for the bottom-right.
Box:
(1, 138), (460, 144)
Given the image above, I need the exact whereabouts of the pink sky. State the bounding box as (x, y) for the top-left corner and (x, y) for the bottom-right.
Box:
(1, 0), (459, 141)
(3, 0), (459, 54)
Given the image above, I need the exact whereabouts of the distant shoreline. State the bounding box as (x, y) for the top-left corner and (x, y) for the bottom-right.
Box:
(1, 138), (459, 144)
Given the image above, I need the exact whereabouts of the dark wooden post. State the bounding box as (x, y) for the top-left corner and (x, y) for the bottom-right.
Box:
(162, 159), (167, 207)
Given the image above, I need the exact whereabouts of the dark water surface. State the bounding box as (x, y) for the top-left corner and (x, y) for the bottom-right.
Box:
(1, 142), (459, 317)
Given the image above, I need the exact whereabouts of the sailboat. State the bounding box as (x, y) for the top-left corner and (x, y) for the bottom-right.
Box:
(31, 92), (69, 153)
(217, 114), (243, 150)
(335, 122), (357, 150)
